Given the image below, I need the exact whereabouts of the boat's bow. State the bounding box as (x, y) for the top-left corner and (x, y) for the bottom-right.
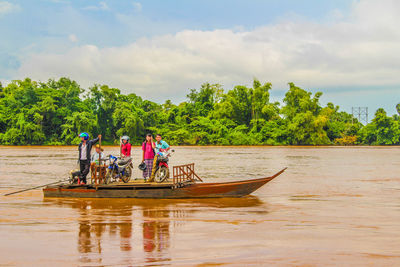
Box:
(180, 167), (287, 198)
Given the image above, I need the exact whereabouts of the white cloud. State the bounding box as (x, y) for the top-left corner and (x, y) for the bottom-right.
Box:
(68, 34), (78, 42)
(99, 1), (108, 10)
(15, 0), (400, 103)
(133, 2), (142, 12)
(0, 1), (19, 16)
(83, 1), (108, 11)
(47, 0), (70, 3)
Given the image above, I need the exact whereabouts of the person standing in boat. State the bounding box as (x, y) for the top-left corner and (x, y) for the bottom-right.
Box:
(147, 134), (170, 182)
(121, 136), (132, 158)
(141, 134), (156, 181)
(155, 134), (170, 153)
(78, 132), (101, 185)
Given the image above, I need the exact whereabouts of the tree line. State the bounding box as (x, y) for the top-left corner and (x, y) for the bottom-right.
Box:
(0, 78), (399, 145)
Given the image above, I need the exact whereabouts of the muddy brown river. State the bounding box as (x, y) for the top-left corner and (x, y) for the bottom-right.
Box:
(0, 146), (399, 266)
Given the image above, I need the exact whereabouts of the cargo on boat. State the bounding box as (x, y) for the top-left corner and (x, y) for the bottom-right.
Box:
(43, 163), (287, 199)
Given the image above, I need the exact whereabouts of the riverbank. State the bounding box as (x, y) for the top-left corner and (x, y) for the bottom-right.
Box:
(1, 144), (399, 148)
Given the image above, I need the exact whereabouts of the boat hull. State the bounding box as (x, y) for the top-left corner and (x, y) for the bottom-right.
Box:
(43, 168), (286, 199)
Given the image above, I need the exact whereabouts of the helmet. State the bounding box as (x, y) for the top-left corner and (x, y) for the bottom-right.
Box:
(138, 162), (147, 171)
(79, 132), (89, 140)
(121, 135), (130, 142)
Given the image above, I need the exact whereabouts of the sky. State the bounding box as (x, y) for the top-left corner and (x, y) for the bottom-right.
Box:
(0, 0), (399, 116)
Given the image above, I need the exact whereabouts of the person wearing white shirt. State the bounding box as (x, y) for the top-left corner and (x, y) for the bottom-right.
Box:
(78, 132), (101, 184)
(91, 145), (105, 164)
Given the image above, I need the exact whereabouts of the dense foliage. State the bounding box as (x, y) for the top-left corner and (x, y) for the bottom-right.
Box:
(0, 78), (399, 145)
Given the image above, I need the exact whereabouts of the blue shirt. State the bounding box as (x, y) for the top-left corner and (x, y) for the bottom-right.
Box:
(155, 140), (169, 153)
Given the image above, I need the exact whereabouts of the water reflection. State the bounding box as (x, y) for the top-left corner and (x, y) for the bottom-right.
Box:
(43, 197), (263, 265)
(143, 207), (171, 264)
(67, 199), (134, 264)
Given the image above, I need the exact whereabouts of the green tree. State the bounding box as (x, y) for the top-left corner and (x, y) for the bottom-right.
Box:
(214, 85), (252, 126)
(187, 83), (223, 117)
(0, 82), (4, 98)
(372, 108), (400, 145)
(61, 111), (98, 144)
(113, 102), (145, 142)
(282, 83), (329, 144)
(0, 77), (398, 146)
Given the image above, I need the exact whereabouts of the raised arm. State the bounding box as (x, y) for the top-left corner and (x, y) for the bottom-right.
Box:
(90, 135), (101, 145)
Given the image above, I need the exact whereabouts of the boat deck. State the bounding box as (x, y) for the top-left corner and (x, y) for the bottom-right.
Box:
(70, 178), (177, 189)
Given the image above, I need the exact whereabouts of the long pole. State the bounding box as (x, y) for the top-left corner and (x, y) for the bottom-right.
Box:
(119, 136), (122, 158)
(4, 179), (69, 196)
(99, 135), (102, 165)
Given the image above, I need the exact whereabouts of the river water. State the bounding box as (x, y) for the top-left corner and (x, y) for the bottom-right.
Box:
(0, 146), (399, 266)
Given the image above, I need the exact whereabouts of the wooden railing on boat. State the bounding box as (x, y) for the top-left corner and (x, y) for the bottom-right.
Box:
(91, 164), (107, 185)
(172, 163), (203, 184)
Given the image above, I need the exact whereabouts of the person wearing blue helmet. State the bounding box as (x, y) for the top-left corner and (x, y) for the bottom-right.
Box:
(78, 132), (101, 184)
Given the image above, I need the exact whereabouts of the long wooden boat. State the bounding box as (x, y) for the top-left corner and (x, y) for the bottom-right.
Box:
(43, 167), (286, 199)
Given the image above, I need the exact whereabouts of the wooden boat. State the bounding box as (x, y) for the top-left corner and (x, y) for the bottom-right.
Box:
(43, 164), (287, 199)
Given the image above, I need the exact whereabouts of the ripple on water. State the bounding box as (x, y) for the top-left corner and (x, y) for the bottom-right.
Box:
(1, 146), (400, 266)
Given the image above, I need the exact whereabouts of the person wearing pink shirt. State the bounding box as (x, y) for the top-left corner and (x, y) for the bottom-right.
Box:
(141, 133), (156, 180)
